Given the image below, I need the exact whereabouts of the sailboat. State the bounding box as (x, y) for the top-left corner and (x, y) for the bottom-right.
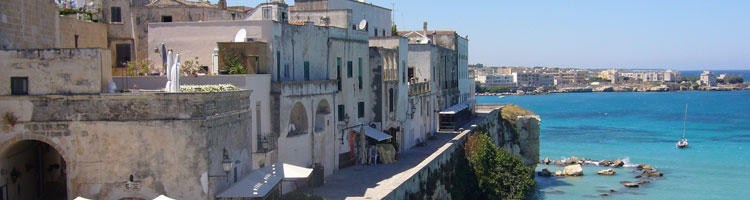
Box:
(676, 104), (689, 148)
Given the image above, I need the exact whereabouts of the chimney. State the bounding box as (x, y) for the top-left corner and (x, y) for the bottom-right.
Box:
(423, 22), (428, 32)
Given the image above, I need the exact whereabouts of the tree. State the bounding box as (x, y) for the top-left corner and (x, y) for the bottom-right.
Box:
(392, 24), (398, 36)
(465, 133), (535, 200)
(475, 82), (486, 93)
(725, 76), (744, 84)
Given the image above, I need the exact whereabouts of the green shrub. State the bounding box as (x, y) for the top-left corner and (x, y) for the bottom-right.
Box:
(465, 133), (535, 200)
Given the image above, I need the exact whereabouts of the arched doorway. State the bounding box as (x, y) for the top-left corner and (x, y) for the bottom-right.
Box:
(1, 140), (67, 200)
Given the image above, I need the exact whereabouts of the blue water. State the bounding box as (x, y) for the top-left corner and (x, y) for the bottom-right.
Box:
(478, 91), (750, 199)
(680, 70), (750, 82)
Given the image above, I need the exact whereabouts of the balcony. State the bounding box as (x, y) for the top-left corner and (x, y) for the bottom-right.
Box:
(409, 80), (431, 96)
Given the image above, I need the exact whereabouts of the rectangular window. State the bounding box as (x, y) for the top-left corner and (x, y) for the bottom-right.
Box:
(276, 51), (281, 80)
(357, 58), (362, 90)
(337, 57), (342, 91)
(347, 61), (353, 78)
(403, 61), (407, 83)
(111, 7), (122, 23)
(408, 67), (415, 80)
(304, 61), (310, 81)
(389, 88), (394, 112)
(161, 16), (172, 22)
(338, 105), (345, 121)
(358, 102), (365, 118)
(11, 77), (28, 95)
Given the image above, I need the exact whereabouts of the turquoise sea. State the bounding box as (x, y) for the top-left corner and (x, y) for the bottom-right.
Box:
(478, 91), (750, 199)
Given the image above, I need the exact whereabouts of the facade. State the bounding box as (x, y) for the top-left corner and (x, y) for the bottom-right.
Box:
(102, 0), (247, 75)
(0, 0), (107, 50)
(620, 70), (682, 83)
(291, 0), (392, 37)
(700, 70), (717, 86)
(0, 48), (256, 199)
(512, 72), (554, 87)
(476, 74), (514, 87)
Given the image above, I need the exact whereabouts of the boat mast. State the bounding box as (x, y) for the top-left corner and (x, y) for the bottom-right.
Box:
(682, 104), (688, 140)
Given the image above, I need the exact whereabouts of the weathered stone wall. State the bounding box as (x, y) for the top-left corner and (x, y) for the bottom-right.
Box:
(58, 16), (108, 48)
(0, 0), (59, 49)
(0, 90), (253, 199)
(475, 106), (540, 166)
(0, 48), (112, 95)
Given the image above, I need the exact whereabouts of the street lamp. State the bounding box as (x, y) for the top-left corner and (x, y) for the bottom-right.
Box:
(221, 149), (233, 180)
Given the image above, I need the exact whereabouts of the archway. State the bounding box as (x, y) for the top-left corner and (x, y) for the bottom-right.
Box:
(314, 99), (331, 133)
(1, 140), (67, 200)
(288, 102), (308, 137)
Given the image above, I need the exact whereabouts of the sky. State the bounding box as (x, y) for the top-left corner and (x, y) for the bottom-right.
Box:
(227, 0), (750, 70)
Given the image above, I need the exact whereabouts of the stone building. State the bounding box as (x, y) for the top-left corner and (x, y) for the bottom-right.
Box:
(291, 0), (392, 38)
(102, 0), (248, 75)
(147, 0), (377, 180)
(0, 48), (258, 199)
(399, 25), (471, 111)
(0, 0), (107, 50)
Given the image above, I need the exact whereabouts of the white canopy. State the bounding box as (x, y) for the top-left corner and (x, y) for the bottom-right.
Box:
(282, 162), (314, 180)
(355, 125), (392, 141)
(216, 162), (313, 198)
(74, 197), (92, 200)
(439, 101), (472, 115)
(153, 195), (175, 200)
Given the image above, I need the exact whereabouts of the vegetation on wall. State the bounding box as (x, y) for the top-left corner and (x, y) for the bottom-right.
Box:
(500, 105), (535, 126)
(465, 133), (535, 200)
(222, 52), (247, 74)
(59, 9), (94, 21)
(182, 57), (201, 75)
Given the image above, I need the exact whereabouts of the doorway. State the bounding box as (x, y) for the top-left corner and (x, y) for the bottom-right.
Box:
(0, 140), (67, 200)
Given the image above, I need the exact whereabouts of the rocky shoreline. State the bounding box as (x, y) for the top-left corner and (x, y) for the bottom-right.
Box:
(537, 156), (666, 197)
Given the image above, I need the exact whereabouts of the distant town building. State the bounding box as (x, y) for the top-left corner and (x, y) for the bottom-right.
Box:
(476, 74), (514, 87)
(512, 72), (554, 87)
(700, 70), (717, 86)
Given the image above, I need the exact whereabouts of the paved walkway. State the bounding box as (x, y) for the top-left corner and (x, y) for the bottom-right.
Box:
(306, 117), (488, 200)
(305, 132), (457, 200)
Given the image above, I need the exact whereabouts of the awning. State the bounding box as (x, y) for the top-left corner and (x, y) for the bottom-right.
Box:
(74, 197), (92, 200)
(439, 102), (471, 115)
(216, 162), (313, 198)
(153, 195), (175, 200)
(355, 125), (392, 141)
(282, 163), (314, 180)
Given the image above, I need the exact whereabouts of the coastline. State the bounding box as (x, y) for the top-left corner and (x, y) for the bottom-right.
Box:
(477, 83), (750, 96)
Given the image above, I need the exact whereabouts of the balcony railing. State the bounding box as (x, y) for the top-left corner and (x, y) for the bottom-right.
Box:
(409, 80), (431, 96)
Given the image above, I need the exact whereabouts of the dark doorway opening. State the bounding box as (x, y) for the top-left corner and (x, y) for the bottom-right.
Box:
(1, 140), (67, 200)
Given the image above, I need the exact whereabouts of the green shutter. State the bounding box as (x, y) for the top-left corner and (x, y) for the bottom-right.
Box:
(304, 61), (310, 81)
(338, 105), (345, 121)
(347, 61), (353, 78)
(358, 58), (362, 89)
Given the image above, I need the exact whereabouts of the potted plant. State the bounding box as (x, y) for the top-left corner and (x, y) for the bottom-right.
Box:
(222, 52), (247, 75)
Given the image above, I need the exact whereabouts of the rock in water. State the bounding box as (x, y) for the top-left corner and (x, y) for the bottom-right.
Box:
(563, 164), (584, 176)
(555, 170), (563, 176)
(643, 165), (653, 171)
(565, 156), (580, 165)
(624, 183), (640, 188)
(596, 168), (616, 176)
(599, 160), (612, 166)
(648, 172), (663, 177)
(620, 181), (631, 185)
(553, 160), (565, 166)
(612, 158), (624, 168)
(538, 168), (552, 177)
(542, 157), (551, 165)
(639, 180), (650, 185)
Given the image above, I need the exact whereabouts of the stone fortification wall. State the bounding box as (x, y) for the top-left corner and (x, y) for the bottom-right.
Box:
(0, 90), (253, 199)
(381, 104), (540, 199)
(0, 48), (112, 95)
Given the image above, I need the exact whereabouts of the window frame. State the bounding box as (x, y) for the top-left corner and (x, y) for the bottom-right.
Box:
(110, 7), (122, 23)
(10, 77), (28, 95)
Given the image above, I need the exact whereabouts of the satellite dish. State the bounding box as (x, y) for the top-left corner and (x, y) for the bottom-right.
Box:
(234, 29), (247, 42)
(358, 19), (368, 30)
